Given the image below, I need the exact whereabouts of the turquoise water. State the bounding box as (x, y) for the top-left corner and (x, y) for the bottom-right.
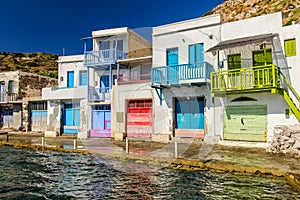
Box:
(0, 146), (299, 199)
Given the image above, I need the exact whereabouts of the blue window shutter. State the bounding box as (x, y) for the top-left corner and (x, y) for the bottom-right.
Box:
(79, 70), (87, 86)
(189, 45), (195, 64)
(67, 71), (74, 88)
(196, 43), (204, 63)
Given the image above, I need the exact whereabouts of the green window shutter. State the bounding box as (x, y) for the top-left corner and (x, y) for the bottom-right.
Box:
(284, 39), (296, 57)
(228, 54), (241, 70)
(252, 49), (272, 66)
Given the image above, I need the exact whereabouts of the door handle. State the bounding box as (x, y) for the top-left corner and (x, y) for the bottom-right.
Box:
(241, 117), (244, 125)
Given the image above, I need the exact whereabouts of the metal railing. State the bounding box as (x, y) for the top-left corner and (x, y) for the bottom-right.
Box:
(117, 74), (151, 84)
(0, 93), (18, 102)
(84, 49), (126, 66)
(151, 62), (213, 86)
(89, 87), (111, 102)
(211, 64), (280, 93)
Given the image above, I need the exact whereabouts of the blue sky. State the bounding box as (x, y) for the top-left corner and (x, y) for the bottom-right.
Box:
(0, 0), (223, 55)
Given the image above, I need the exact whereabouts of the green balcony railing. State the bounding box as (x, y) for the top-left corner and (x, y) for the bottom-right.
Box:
(211, 64), (281, 95)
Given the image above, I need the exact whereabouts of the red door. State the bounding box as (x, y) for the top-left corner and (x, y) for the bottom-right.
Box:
(127, 99), (152, 138)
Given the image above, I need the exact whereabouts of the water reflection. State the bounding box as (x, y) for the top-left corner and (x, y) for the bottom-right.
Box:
(0, 146), (299, 199)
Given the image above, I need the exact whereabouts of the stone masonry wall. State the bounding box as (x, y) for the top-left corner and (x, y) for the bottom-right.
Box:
(19, 71), (57, 99)
(268, 125), (300, 158)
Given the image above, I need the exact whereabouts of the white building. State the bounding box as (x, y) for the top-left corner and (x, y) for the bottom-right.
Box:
(209, 12), (300, 143)
(150, 14), (222, 142)
(42, 55), (88, 137)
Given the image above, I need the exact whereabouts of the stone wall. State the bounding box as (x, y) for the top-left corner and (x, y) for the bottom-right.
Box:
(268, 125), (300, 157)
(19, 71), (57, 98)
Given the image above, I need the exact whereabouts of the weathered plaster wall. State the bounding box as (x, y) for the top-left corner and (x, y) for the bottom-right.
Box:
(47, 100), (61, 133)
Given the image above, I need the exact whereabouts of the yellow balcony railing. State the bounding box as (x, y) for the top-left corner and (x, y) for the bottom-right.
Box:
(211, 64), (281, 95)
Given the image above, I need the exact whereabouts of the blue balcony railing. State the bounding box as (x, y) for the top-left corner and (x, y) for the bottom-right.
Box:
(84, 49), (126, 66)
(151, 62), (213, 86)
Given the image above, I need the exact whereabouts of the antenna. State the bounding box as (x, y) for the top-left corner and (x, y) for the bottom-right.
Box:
(62, 48), (65, 56)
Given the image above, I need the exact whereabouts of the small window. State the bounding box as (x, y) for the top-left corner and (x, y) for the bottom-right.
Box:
(79, 70), (88, 86)
(227, 54), (241, 70)
(8, 81), (14, 94)
(30, 101), (47, 110)
(284, 38), (296, 57)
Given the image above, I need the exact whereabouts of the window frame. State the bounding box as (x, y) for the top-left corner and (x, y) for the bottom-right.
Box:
(79, 70), (88, 86)
(284, 38), (296, 57)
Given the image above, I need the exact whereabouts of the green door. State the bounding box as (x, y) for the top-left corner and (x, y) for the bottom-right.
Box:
(224, 105), (267, 142)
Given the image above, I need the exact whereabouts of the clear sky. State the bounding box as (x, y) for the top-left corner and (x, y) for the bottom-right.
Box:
(0, 0), (223, 55)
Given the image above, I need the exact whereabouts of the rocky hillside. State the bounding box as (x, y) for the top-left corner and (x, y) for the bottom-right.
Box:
(0, 52), (58, 78)
(205, 0), (300, 25)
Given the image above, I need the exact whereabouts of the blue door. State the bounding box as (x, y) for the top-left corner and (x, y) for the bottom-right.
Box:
(67, 71), (74, 88)
(63, 102), (80, 133)
(175, 97), (204, 129)
(167, 48), (179, 84)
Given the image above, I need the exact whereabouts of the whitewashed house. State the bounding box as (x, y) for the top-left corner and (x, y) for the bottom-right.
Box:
(42, 55), (88, 137)
(149, 14), (222, 142)
(82, 27), (151, 138)
(209, 12), (300, 143)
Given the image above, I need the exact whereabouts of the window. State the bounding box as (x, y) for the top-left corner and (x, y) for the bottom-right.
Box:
(227, 54), (241, 70)
(100, 40), (110, 50)
(30, 101), (47, 110)
(189, 43), (204, 64)
(8, 81), (14, 94)
(284, 38), (296, 57)
(79, 70), (87, 86)
(252, 49), (272, 66)
(100, 75), (109, 92)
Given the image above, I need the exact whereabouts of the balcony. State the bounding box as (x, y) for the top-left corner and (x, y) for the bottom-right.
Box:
(84, 49), (126, 66)
(151, 62), (213, 88)
(0, 93), (18, 103)
(117, 74), (151, 85)
(210, 64), (281, 96)
(89, 87), (111, 102)
(42, 86), (87, 100)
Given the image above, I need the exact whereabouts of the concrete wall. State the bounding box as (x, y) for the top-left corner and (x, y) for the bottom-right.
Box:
(78, 99), (89, 138)
(277, 23), (300, 94)
(57, 55), (85, 88)
(153, 14), (221, 67)
(111, 82), (156, 138)
(221, 12), (282, 41)
(46, 100), (61, 133)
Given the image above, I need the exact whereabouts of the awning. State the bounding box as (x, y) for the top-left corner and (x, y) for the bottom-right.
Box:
(117, 56), (152, 65)
(81, 35), (115, 41)
(206, 33), (278, 52)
